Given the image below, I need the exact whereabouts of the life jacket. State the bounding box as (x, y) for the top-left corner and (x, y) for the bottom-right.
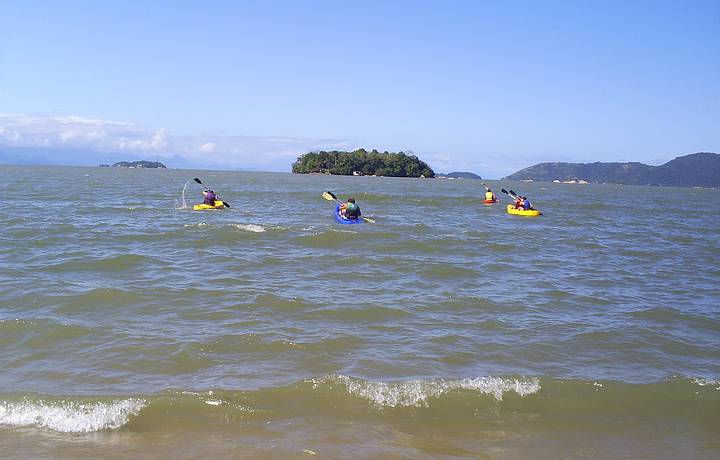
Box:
(203, 191), (217, 205)
(485, 191), (495, 201)
(522, 199), (532, 210)
(345, 202), (360, 219)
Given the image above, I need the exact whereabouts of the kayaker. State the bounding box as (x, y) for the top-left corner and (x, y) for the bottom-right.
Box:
(202, 189), (217, 205)
(485, 189), (497, 202)
(513, 196), (523, 209)
(521, 196), (534, 210)
(340, 198), (361, 220)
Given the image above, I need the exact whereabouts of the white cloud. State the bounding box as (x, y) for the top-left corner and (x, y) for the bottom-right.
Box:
(0, 113), (161, 152)
(198, 142), (216, 153)
(0, 113), (356, 170)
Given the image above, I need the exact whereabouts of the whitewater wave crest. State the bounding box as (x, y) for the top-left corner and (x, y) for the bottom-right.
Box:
(691, 378), (720, 389)
(312, 375), (540, 407)
(0, 398), (146, 433)
(232, 224), (266, 233)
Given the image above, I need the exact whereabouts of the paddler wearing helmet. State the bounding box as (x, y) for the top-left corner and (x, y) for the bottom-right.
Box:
(340, 197), (361, 220)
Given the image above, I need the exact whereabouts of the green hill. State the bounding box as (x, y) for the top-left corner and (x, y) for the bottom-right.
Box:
(292, 149), (434, 178)
(503, 152), (719, 187)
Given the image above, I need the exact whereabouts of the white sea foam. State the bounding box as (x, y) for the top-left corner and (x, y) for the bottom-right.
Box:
(0, 398), (145, 432)
(691, 378), (720, 389)
(232, 224), (266, 233)
(312, 375), (540, 407)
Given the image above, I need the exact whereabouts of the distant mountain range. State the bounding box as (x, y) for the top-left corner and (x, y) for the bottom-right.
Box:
(0, 147), (202, 169)
(503, 152), (720, 188)
(436, 171), (482, 179)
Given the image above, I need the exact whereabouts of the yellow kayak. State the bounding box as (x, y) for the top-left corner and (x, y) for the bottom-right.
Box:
(507, 204), (541, 217)
(193, 200), (226, 210)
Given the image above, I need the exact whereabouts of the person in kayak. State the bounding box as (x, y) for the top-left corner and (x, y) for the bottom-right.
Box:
(521, 196), (534, 210)
(513, 196), (523, 209)
(202, 189), (217, 205)
(339, 198), (361, 220)
(485, 189), (497, 202)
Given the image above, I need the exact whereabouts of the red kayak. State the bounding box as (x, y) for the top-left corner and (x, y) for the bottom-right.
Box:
(483, 199), (498, 204)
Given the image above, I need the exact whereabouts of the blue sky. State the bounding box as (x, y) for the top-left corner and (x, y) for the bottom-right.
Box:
(1, 0), (718, 177)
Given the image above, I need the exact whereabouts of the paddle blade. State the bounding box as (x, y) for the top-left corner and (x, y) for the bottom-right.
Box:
(223, 201), (231, 208)
(501, 188), (509, 195)
(194, 178), (203, 184)
(361, 216), (376, 224)
(323, 191), (339, 201)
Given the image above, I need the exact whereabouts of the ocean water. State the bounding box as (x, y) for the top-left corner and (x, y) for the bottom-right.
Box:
(0, 165), (718, 459)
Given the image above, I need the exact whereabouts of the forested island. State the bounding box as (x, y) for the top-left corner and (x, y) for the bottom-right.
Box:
(111, 160), (167, 168)
(292, 149), (435, 178)
(503, 152), (719, 188)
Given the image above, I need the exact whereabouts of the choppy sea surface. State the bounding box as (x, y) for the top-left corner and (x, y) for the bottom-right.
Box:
(0, 165), (718, 459)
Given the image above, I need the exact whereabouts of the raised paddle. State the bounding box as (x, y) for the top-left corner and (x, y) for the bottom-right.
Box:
(502, 188), (522, 200)
(194, 178), (230, 208)
(322, 191), (376, 223)
(501, 188), (521, 206)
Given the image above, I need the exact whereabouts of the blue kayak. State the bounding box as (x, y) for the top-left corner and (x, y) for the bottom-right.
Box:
(334, 204), (363, 225)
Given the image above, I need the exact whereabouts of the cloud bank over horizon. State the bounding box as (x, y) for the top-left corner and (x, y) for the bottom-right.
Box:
(2, 112), (657, 177)
(0, 113), (360, 170)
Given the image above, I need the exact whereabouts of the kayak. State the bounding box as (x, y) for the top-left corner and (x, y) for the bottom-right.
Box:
(507, 204), (541, 216)
(483, 199), (498, 204)
(193, 200), (226, 210)
(335, 204), (363, 224)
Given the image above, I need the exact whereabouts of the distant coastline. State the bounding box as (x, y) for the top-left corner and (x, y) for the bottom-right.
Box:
(109, 160), (167, 169)
(436, 171), (482, 180)
(503, 152), (719, 188)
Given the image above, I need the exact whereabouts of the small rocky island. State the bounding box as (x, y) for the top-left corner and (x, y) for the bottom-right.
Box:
(292, 149), (435, 178)
(111, 160), (167, 168)
(436, 171), (482, 179)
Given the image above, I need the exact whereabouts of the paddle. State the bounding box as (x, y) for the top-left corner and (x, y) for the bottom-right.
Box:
(322, 191), (376, 223)
(501, 188), (521, 206)
(194, 178), (230, 208)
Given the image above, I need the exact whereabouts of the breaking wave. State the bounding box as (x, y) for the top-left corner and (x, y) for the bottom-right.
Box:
(0, 398), (146, 433)
(231, 223), (266, 233)
(310, 375), (541, 407)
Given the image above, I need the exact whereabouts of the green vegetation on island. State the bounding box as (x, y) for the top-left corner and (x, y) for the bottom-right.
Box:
(292, 149), (435, 178)
(503, 152), (720, 188)
(112, 160), (167, 168)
